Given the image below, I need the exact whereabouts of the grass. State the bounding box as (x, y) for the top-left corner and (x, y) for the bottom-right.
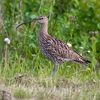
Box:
(0, 56), (100, 100)
(0, 0), (100, 99)
(13, 88), (32, 99)
(0, 74), (100, 100)
(0, 33), (100, 99)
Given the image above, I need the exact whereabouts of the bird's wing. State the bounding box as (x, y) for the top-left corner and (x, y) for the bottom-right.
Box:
(44, 36), (90, 64)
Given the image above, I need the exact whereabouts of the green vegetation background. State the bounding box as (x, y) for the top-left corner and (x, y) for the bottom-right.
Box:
(0, 0), (100, 99)
(0, 0), (100, 84)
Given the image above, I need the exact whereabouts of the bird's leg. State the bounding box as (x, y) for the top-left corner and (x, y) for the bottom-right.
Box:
(50, 63), (57, 77)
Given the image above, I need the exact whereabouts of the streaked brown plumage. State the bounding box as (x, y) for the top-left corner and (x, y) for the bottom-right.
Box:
(16, 16), (91, 75)
(36, 16), (90, 75)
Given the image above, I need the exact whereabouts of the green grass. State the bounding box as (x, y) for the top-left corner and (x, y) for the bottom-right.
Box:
(0, 0), (100, 99)
(13, 88), (32, 99)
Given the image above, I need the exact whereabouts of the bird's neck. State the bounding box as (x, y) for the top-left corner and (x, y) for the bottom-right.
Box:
(39, 23), (48, 35)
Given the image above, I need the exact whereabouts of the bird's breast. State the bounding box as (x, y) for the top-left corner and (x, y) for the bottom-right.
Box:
(38, 33), (49, 55)
(38, 33), (55, 62)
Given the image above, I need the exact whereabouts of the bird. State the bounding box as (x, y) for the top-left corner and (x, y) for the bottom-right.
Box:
(16, 16), (90, 75)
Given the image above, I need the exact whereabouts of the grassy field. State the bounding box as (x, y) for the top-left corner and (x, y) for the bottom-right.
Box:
(0, 0), (100, 100)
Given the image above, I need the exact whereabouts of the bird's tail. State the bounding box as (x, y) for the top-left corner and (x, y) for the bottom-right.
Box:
(74, 58), (91, 64)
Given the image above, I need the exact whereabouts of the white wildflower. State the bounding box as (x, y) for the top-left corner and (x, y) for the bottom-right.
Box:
(80, 47), (84, 49)
(4, 38), (11, 44)
(80, 53), (82, 56)
(67, 42), (72, 47)
(88, 50), (90, 53)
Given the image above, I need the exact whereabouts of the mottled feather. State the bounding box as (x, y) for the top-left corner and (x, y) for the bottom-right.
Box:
(38, 33), (90, 64)
(36, 16), (90, 75)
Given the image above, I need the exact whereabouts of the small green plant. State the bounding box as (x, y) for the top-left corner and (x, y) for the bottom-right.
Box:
(13, 88), (32, 99)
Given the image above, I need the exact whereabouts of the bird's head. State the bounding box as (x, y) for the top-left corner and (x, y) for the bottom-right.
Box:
(34, 16), (48, 24)
(16, 16), (48, 29)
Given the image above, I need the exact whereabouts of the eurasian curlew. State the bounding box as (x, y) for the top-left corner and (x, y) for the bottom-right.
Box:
(16, 16), (90, 75)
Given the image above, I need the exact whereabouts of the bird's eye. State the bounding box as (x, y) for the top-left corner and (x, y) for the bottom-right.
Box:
(39, 17), (43, 20)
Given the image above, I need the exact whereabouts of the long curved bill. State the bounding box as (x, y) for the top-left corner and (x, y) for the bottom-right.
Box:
(16, 18), (39, 29)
